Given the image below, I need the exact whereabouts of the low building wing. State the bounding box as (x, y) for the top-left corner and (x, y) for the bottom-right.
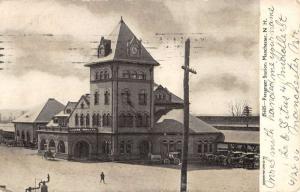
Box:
(13, 98), (65, 123)
(221, 130), (259, 145)
(154, 109), (221, 134)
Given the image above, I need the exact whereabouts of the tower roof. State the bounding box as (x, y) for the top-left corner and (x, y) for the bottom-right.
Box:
(85, 18), (159, 67)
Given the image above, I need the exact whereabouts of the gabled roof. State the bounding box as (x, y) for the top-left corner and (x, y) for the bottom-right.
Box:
(65, 101), (77, 110)
(85, 18), (159, 66)
(154, 83), (184, 104)
(154, 109), (220, 134)
(13, 98), (65, 123)
(220, 130), (259, 144)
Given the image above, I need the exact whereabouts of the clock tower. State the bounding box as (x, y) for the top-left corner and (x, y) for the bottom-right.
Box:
(85, 17), (159, 159)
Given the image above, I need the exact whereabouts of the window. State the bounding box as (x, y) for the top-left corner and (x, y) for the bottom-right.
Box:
(94, 92), (99, 105)
(95, 72), (99, 80)
(66, 109), (71, 114)
(122, 70), (130, 78)
(81, 103), (84, 109)
(100, 71), (104, 79)
(104, 71), (109, 79)
(80, 114), (84, 126)
(125, 113), (133, 127)
(138, 90), (147, 105)
(103, 141), (111, 154)
(96, 114), (100, 126)
(86, 114), (90, 126)
(121, 89), (130, 104)
(119, 113), (126, 127)
(209, 143), (213, 153)
(131, 71), (137, 79)
(103, 114), (107, 126)
(197, 144), (203, 153)
(136, 113), (143, 127)
(104, 91), (110, 105)
(176, 141), (182, 154)
(53, 118), (58, 124)
(17, 130), (20, 137)
(120, 141), (125, 154)
(169, 141), (175, 152)
(92, 114), (96, 126)
(204, 143), (208, 153)
(75, 114), (79, 126)
(126, 141), (132, 154)
(143, 113), (150, 127)
(107, 113), (112, 126)
(137, 71), (145, 80)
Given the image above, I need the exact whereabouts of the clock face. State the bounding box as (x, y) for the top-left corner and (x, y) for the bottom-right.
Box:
(130, 45), (138, 55)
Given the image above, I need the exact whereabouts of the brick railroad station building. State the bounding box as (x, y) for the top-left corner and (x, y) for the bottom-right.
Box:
(36, 18), (224, 161)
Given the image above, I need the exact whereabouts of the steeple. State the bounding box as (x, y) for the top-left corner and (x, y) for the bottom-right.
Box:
(85, 17), (159, 67)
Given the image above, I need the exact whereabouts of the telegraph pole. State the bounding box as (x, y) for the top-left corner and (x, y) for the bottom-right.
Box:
(180, 38), (196, 192)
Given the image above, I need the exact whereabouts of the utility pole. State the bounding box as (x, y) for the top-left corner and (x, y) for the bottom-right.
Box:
(180, 38), (196, 192)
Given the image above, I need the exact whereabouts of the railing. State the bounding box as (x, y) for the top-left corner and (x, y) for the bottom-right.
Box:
(38, 126), (98, 133)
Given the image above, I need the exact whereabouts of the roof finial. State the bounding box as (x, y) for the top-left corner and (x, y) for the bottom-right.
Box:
(120, 16), (124, 23)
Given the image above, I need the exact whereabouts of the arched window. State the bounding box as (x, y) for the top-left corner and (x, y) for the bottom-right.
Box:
(75, 114), (79, 126)
(122, 70), (130, 78)
(138, 90), (147, 105)
(103, 114), (107, 126)
(119, 113), (126, 127)
(94, 91), (99, 105)
(103, 141), (111, 154)
(100, 71), (104, 79)
(197, 143), (203, 153)
(92, 114), (96, 126)
(136, 113), (143, 127)
(104, 91), (110, 105)
(96, 114), (100, 126)
(131, 71), (137, 79)
(95, 72), (99, 80)
(143, 113), (150, 127)
(176, 141), (182, 153)
(125, 113), (133, 127)
(137, 71), (145, 80)
(80, 114), (84, 126)
(120, 141), (125, 154)
(26, 131), (31, 142)
(49, 139), (56, 151)
(107, 113), (112, 126)
(126, 140), (132, 154)
(86, 114), (90, 126)
(21, 131), (25, 140)
(57, 141), (65, 153)
(40, 139), (46, 150)
(121, 89), (130, 104)
(104, 71), (109, 79)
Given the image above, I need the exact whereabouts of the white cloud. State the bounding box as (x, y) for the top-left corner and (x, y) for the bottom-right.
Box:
(0, 70), (89, 109)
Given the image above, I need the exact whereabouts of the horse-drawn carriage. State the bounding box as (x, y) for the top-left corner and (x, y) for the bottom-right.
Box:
(242, 152), (259, 169)
(43, 150), (56, 160)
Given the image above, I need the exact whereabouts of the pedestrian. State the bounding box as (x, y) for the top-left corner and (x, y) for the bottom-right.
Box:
(100, 172), (105, 183)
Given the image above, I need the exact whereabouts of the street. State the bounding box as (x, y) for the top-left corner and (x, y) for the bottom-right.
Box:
(0, 146), (258, 192)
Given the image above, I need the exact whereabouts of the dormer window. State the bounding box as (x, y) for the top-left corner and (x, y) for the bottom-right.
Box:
(81, 103), (84, 109)
(97, 37), (112, 58)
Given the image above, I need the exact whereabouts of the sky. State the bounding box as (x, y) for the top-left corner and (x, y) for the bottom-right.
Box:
(0, 0), (259, 115)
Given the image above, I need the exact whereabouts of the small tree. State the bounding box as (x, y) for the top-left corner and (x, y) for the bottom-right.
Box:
(227, 100), (247, 117)
(242, 105), (252, 127)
